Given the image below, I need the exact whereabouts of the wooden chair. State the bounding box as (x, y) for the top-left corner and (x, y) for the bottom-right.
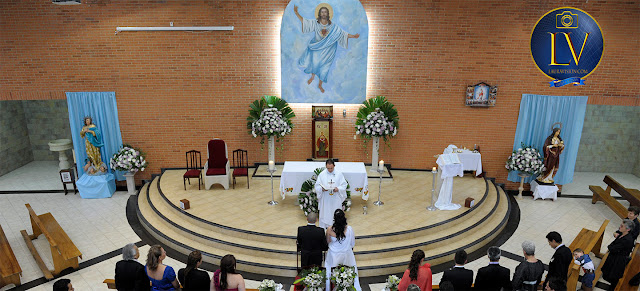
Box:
(203, 139), (231, 190)
(20, 204), (82, 279)
(232, 149), (249, 189)
(0, 224), (21, 288)
(183, 150), (202, 190)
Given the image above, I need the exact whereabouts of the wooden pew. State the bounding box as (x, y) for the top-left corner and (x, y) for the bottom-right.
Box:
(20, 204), (82, 279)
(0, 224), (22, 288)
(615, 243), (640, 290)
(565, 220), (609, 291)
(590, 176), (632, 219)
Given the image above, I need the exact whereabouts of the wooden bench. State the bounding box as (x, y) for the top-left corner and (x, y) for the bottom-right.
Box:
(591, 175), (640, 218)
(565, 219), (609, 291)
(0, 224), (22, 288)
(20, 204), (82, 279)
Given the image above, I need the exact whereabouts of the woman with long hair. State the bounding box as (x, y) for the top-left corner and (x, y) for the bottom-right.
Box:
(145, 245), (179, 290)
(178, 250), (210, 290)
(211, 254), (245, 291)
(324, 209), (361, 291)
(398, 249), (432, 291)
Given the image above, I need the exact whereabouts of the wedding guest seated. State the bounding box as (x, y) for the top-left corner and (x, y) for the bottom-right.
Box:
(615, 206), (640, 241)
(211, 254), (246, 291)
(398, 249), (432, 291)
(602, 219), (636, 290)
(406, 284), (421, 291)
(297, 212), (328, 268)
(52, 279), (73, 291)
(115, 243), (150, 291)
(178, 250), (210, 291)
(440, 250), (473, 291)
(474, 246), (511, 290)
(145, 245), (179, 291)
(512, 240), (545, 291)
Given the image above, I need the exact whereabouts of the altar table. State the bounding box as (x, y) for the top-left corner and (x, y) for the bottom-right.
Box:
(456, 150), (483, 176)
(531, 180), (559, 201)
(279, 162), (369, 200)
(435, 155), (463, 210)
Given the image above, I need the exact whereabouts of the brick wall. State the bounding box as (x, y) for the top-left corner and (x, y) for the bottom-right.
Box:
(1, 0), (638, 188)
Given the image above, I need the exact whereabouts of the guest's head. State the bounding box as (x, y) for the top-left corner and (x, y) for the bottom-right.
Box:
(522, 240), (536, 257)
(546, 231), (563, 248)
(408, 249), (425, 281)
(122, 243), (139, 261)
(184, 250), (203, 287)
(544, 276), (567, 291)
(326, 159), (335, 173)
(332, 209), (347, 241)
(53, 279), (73, 291)
(407, 284), (421, 291)
(220, 254), (237, 290)
(146, 245), (166, 271)
(573, 248), (584, 260)
(454, 249), (467, 265)
(487, 246), (501, 262)
(307, 212), (318, 224)
(620, 219), (634, 235)
(628, 206), (640, 220)
(439, 281), (454, 291)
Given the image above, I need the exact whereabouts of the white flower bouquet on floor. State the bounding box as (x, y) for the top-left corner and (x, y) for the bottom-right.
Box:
(109, 145), (148, 173)
(258, 279), (283, 291)
(294, 267), (326, 291)
(383, 274), (400, 291)
(331, 265), (357, 291)
(505, 144), (545, 176)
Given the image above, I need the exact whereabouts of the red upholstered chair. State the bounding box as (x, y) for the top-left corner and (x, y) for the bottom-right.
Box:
(232, 149), (249, 189)
(183, 150), (202, 190)
(203, 139), (231, 190)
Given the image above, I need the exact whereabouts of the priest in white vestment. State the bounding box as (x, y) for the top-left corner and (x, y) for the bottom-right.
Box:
(314, 159), (348, 229)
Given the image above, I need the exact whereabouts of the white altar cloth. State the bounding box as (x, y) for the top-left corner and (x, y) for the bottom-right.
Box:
(531, 180), (559, 201)
(456, 150), (483, 176)
(279, 162), (369, 200)
(435, 155), (463, 210)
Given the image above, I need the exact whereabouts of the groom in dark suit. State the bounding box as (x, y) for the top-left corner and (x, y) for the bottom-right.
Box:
(474, 246), (511, 290)
(297, 212), (328, 268)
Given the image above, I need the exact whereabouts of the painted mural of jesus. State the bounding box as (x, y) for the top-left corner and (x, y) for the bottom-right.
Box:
(294, 4), (360, 93)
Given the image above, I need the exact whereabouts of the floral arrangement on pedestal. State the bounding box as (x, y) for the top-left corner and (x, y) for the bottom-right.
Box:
(293, 267), (326, 291)
(109, 144), (148, 173)
(331, 265), (357, 291)
(298, 167), (352, 216)
(354, 96), (399, 143)
(258, 279), (283, 291)
(383, 275), (400, 291)
(505, 144), (545, 176)
(247, 95), (295, 143)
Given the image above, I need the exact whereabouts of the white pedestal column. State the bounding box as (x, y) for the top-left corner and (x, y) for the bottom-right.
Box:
(124, 172), (137, 195)
(268, 136), (275, 163)
(370, 136), (380, 172)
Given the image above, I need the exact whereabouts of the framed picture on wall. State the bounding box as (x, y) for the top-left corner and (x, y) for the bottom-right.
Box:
(465, 82), (497, 107)
(312, 106), (333, 119)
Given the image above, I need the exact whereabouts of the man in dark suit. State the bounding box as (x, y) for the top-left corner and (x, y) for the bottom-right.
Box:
(474, 246), (511, 290)
(440, 249), (473, 291)
(115, 243), (150, 291)
(297, 212), (328, 268)
(545, 231), (572, 288)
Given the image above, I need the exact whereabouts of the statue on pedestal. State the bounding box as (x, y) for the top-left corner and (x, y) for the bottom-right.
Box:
(80, 116), (105, 173)
(538, 123), (564, 184)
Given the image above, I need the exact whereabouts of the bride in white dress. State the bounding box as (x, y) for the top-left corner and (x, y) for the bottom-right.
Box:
(324, 209), (361, 291)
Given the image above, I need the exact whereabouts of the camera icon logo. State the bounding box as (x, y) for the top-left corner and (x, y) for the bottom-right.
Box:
(556, 11), (578, 28)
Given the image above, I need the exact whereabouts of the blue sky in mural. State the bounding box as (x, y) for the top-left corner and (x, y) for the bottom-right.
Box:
(281, 0), (368, 104)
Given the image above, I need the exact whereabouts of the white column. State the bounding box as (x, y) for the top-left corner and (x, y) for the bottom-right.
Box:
(268, 136), (275, 164)
(124, 172), (137, 195)
(370, 136), (380, 172)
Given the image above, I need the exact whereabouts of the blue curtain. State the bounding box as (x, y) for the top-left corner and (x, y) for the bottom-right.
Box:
(67, 92), (125, 180)
(507, 94), (588, 185)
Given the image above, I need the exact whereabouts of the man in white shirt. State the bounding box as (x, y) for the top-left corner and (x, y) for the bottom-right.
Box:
(314, 159), (348, 229)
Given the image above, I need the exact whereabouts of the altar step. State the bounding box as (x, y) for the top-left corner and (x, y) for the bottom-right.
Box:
(136, 171), (510, 277)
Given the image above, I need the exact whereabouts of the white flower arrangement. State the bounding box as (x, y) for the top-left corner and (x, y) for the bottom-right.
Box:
(383, 275), (400, 291)
(258, 279), (283, 291)
(355, 110), (397, 138)
(294, 267), (326, 291)
(354, 96), (399, 145)
(505, 144), (545, 176)
(251, 107), (292, 138)
(331, 265), (357, 291)
(109, 145), (148, 173)
(298, 167), (352, 216)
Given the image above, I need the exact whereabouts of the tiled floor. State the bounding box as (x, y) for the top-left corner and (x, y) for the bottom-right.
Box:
(0, 161), (65, 191)
(0, 171), (638, 290)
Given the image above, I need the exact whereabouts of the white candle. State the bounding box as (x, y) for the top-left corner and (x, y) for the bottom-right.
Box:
(379, 160), (384, 171)
(432, 167), (437, 172)
(268, 160), (275, 171)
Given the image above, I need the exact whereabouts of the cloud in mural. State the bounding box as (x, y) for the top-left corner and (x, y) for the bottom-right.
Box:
(281, 0), (368, 104)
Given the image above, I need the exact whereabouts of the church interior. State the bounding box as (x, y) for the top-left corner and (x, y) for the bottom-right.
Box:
(1, 0), (639, 290)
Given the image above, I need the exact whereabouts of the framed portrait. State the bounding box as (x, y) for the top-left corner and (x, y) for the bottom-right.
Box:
(60, 169), (74, 183)
(465, 82), (497, 107)
(312, 105), (333, 119)
(312, 120), (332, 159)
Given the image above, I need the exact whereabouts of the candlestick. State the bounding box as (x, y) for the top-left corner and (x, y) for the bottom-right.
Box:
(268, 160), (275, 171)
(432, 166), (436, 172)
(427, 167), (438, 211)
(379, 160), (384, 171)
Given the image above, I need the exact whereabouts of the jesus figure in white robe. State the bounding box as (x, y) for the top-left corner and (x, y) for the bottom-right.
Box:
(314, 160), (348, 229)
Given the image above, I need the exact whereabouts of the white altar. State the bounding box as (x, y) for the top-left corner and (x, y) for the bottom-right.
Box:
(279, 162), (369, 200)
(456, 149), (483, 176)
(531, 180), (559, 201)
(435, 154), (463, 210)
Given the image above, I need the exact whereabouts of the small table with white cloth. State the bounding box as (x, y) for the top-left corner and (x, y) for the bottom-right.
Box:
(455, 149), (483, 176)
(279, 162), (369, 200)
(435, 155), (464, 210)
(531, 180), (559, 201)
